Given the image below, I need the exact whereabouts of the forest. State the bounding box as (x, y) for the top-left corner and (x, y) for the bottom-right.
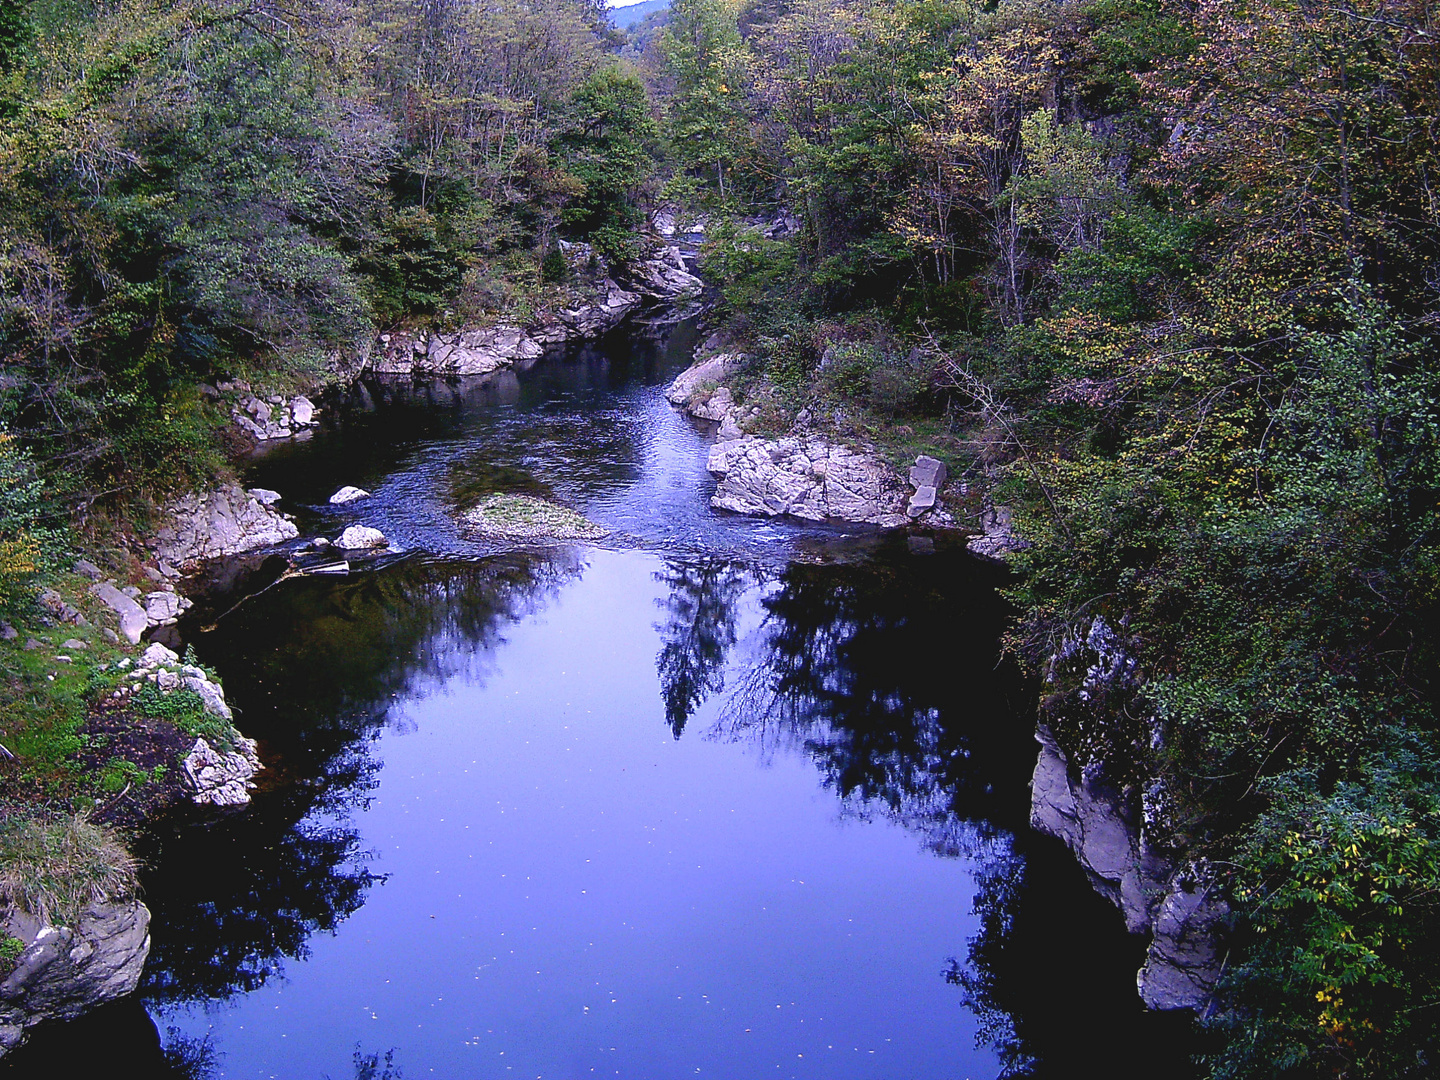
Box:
(1, 0), (1438, 1077)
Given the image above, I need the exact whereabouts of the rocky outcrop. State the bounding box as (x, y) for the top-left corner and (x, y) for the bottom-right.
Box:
(531, 281), (643, 343)
(370, 280), (646, 379)
(231, 391), (319, 441)
(151, 484), (299, 567)
(1030, 726), (1228, 1011)
(666, 353), (745, 411)
(107, 643), (262, 807)
(967, 503), (1029, 561)
(0, 899), (151, 1057)
(182, 736), (262, 807)
(626, 246), (704, 301)
(372, 325), (543, 378)
(1029, 617), (1229, 1012)
(667, 354), (952, 528)
(707, 436), (914, 527)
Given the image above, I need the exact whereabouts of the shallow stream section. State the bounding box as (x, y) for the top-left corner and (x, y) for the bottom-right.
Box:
(2, 323), (1194, 1078)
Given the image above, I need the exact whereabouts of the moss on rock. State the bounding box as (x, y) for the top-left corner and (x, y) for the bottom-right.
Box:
(459, 494), (608, 542)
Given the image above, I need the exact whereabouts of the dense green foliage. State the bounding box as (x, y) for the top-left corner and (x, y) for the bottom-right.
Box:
(646, 1), (1440, 1075)
(0, 0), (652, 508)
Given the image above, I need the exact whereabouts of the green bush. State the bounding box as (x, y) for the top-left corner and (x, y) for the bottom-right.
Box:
(0, 425), (63, 610)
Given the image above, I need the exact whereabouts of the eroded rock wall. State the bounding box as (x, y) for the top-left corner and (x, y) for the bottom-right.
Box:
(1029, 617), (1229, 1012)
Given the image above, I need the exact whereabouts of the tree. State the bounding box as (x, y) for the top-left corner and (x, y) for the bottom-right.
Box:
(555, 64), (659, 260)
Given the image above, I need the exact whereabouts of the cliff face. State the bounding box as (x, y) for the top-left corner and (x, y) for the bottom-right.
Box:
(0, 900), (151, 1057)
(1028, 618), (1229, 1012)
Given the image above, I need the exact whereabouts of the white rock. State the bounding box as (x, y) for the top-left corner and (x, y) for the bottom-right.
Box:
(329, 486), (370, 504)
(90, 583), (147, 645)
(289, 395), (316, 426)
(707, 435), (912, 527)
(143, 591), (191, 626)
(666, 354), (744, 406)
(337, 525), (387, 549)
(139, 642), (180, 668)
(152, 484), (299, 566)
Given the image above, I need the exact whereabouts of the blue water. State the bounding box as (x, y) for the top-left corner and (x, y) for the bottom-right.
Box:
(161, 550), (996, 1080)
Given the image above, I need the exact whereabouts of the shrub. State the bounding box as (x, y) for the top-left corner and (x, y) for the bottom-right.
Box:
(0, 426), (63, 609)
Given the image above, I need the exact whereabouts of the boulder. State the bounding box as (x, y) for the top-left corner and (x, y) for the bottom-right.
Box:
(231, 393), (321, 441)
(706, 435), (913, 527)
(337, 525), (387, 550)
(142, 590), (192, 627)
(0, 900), (151, 1058)
(181, 736), (262, 807)
(329, 486), (370, 504)
(90, 583), (148, 645)
(151, 484), (299, 566)
(906, 456), (948, 518)
(666, 354), (744, 408)
(247, 488), (282, 506)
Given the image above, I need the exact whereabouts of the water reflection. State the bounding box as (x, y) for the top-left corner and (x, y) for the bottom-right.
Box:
(653, 556), (753, 737)
(4, 541), (1192, 1077)
(721, 546), (1025, 841)
(144, 551), (586, 1007)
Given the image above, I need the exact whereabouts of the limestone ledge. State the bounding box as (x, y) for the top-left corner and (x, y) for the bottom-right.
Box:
(0, 900), (151, 1059)
(150, 484), (299, 568)
(665, 355), (953, 529)
(1029, 617), (1229, 1012)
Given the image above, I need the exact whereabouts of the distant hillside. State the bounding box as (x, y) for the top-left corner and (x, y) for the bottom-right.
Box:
(612, 0), (668, 30)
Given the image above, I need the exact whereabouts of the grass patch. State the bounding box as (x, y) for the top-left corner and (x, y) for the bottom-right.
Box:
(459, 494), (609, 542)
(132, 684), (236, 751)
(0, 813), (139, 925)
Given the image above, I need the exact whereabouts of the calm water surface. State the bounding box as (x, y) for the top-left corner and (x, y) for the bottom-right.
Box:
(3, 324), (1194, 1079)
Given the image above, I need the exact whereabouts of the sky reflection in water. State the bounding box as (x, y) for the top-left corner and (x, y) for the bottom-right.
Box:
(143, 543), (1014, 1080)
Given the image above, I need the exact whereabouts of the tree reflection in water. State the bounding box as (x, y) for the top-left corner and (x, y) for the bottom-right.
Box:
(670, 543), (1194, 1077)
(653, 556), (753, 737)
(137, 550), (586, 1012)
(10, 542), (1196, 1079)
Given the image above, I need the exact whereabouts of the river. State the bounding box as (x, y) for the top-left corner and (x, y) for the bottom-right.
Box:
(2, 322), (1194, 1079)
